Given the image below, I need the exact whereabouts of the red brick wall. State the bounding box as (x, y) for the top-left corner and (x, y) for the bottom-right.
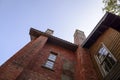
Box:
(74, 29), (98, 80)
(0, 35), (48, 80)
(0, 34), (76, 80)
(0, 29), (99, 80)
(75, 46), (98, 80)
(16, 42), (76, 80)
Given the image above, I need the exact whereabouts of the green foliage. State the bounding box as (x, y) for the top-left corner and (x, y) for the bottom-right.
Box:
(103, 0), (120, 15)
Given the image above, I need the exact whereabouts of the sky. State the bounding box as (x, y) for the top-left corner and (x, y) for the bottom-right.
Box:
(0, 0), (105, 65)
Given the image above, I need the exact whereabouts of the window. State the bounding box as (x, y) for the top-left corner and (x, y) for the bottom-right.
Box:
(44, 52), (57, 69)
(44, 60), (54, 69)
(95, 43), (116, 76)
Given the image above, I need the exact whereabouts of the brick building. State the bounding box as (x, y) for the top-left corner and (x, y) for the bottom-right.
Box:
(0, 12), (120, 80)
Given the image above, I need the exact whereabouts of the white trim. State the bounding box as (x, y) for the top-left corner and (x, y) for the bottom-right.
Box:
(95, 42), (117, 77)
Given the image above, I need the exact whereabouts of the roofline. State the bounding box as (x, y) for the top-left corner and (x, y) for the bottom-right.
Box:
(81, 12), (120, 48)
(81, 12), (109, 47)
(29, 28), (78, 51)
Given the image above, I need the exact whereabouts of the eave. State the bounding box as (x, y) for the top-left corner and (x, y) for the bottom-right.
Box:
(29, 28), (78, 52)
(81, 12), (120, 48)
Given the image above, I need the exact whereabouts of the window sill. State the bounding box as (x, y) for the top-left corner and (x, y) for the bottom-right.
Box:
(41, 65), (55, 71)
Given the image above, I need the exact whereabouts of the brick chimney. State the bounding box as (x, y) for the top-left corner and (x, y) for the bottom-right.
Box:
(45, 29), (54, 35)
(74, 29), (86, 45)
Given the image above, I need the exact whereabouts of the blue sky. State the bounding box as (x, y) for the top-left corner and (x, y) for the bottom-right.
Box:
(0, 0), (105, 65)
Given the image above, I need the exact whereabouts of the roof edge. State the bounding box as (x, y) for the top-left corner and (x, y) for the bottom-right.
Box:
(81, 12), (120, 48)
(29, 28), (78, 51)
(81, 12), (109, 47)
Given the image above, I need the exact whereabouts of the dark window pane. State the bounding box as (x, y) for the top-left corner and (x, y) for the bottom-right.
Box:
(108, 54), (116, 65)
(102, 61), (110, 73)
(104, 58), (112, 71)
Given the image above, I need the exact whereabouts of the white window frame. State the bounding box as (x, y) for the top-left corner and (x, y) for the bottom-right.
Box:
(44, 52), (57, 69)
(95, 43), (117, 76)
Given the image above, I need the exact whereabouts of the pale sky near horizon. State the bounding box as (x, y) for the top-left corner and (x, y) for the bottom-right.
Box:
(0, 0), (105, 65)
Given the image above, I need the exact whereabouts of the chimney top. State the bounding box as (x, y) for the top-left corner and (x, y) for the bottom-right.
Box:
(74, 29), (84, 36)
(74, 29), (86, 45)
(45, 29), (54, 35)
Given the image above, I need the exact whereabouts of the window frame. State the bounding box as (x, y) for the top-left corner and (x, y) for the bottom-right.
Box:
(43, 52), (57, 70)
(95, 42), (117, 76)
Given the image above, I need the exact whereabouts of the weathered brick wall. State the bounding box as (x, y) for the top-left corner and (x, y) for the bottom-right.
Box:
(0, 33), (76, 80)
(15, 42), (76, 80)
(74, 29), (98, 80)
(0, 35), (48, 80)
(0, 28), (99, 80)
(75, 46), (98, 80)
